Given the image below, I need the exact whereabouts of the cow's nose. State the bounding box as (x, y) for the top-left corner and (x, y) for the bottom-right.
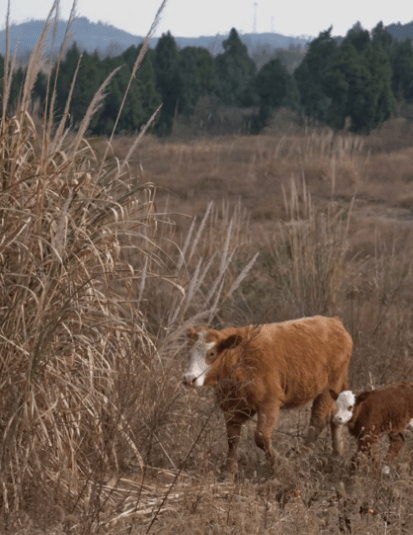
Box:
(183, 375), (196, 387)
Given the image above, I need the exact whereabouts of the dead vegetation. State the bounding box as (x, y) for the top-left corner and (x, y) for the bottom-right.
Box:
(2, 2), (413, 534)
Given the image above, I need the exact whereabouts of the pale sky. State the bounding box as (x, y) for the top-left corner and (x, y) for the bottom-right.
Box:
(1, 0), (412, 39)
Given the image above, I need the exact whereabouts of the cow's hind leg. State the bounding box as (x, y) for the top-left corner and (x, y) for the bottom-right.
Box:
(305, 390), (336, 449)
(255, 403), (280, 473)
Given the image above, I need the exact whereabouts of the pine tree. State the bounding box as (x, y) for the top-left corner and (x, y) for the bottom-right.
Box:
(294, 28), (338, 124)
(178, 47), (218, 116)
(153, 32), (181, 135)
(214, 28), (256, 106)
(253, 58), (299, 129)
(371, 21), (394, 52)
(325, 39), (395, 133)
(391, 38), (413, 102)
(343, 22), (370, 53)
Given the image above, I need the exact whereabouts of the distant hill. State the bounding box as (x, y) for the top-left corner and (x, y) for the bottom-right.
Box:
(385, 21), (413, 41)
(1, 17), (412, 62)
(0, 17), (312, 58)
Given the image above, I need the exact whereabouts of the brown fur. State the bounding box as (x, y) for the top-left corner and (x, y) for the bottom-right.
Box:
(332, 383), (413, 464)
(186, 316), (353, 479)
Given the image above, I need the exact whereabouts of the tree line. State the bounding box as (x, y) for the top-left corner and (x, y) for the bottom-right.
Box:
(1, 22), (413, 135)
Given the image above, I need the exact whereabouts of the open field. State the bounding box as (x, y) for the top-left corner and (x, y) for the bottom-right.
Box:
(72, 123), (413, 534)
(2, 8), (413, 530)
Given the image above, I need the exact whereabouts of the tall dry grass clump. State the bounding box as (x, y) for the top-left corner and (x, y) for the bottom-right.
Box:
(0, 2), (259, 529)
(264, 179), (352, 319)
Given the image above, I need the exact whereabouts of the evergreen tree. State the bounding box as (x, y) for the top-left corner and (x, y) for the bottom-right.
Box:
(178, 47), (218, 116)
(214, 28), (256, 106)
(54, 43), (105, 128)
(93, 51), (161, 135)
(153, 32), (181, 135)
(371, 21), (394, 53)
(343, 22), (370, 53)
(325, 40), (395, 133)
(294, 28), (338, 123)
(391, 38), (413, 102)
(324, 41), (366, 130)
(253, 58), (299, 129)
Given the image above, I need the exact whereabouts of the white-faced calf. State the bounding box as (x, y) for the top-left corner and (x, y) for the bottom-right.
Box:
(183, 316), (353, 480)
(332, 383), (413, 470)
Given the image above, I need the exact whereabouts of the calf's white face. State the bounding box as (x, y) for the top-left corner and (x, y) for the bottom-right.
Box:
(333, 390), (356, 425)
(183, 330), (216, 387)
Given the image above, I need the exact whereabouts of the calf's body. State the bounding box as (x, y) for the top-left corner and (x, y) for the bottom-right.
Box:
(183, 316), (352, 479)
(332, 383), (413, 467)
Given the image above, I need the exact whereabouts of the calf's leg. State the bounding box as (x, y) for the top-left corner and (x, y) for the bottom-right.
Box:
(330, 420), (345, 456)
(385, 432), (405, 463)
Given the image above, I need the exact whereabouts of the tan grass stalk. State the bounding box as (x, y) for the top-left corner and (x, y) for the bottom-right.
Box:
(97, 0), (168, 179)
(20, 2), (58, 114)
(46, 0), (78, 149)
(1, 0), (11, 120)
(51, 52), (82, 153)
(70, 65), (122, 157)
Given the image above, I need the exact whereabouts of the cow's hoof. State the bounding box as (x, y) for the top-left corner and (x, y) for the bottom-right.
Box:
(217, 471), (235, 483)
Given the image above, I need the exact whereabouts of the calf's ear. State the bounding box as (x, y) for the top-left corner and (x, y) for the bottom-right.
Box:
(329, 389), (339, 401)
(217, 334), (243, 352)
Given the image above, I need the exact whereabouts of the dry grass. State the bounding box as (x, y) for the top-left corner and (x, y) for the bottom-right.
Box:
(3, 5), (413, 534)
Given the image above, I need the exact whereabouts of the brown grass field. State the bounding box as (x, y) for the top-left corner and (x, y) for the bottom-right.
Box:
(3, 4), (413, 534)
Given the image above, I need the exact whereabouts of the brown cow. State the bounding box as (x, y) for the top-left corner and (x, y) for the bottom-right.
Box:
(183, 316), (353, 479)
(331, 383), (413, 473)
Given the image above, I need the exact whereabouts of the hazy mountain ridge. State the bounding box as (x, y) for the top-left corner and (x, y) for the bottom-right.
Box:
(1, 17), (412, 59)
(0, 17), (312, 57)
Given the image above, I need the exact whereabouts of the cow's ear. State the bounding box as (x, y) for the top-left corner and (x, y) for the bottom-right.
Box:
(329, 389), (339, 401)
(217, 334), (243, 352)
(187, 327), (198, 340)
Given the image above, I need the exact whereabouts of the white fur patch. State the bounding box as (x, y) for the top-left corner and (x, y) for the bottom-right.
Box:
(184, 330), (216, 387)
(333, 390), (356, 425)
(382, 464), (390, 476)
(407, 418), (413, 432)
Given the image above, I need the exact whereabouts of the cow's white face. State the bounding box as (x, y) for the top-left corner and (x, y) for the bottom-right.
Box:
(183, 330), (217, 387)
(333, 390), (356, 425)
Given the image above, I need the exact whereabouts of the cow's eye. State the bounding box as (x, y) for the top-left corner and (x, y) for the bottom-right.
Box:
(207, 348), (216, 359)
(348, 405), (353, 411)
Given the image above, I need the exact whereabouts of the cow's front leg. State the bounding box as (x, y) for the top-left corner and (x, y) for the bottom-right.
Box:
(221, 415), (245, 481)
(255, 403), (280, 473)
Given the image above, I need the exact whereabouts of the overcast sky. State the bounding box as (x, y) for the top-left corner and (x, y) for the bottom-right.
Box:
(1, 0), (412, 39)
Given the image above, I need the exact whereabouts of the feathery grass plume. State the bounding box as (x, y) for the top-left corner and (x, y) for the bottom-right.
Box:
(1, 0), (11, 119)
(97, 0), (168, 179)
(269, 176), (353, 317)
(20, 2), (58, 114)
(70, 66), (122, 157)
(51, 52), (82, 153)
(46, 0), (78, 149)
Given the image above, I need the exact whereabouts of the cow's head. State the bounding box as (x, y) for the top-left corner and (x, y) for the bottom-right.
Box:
(183, 327), (242, 387)
(331, 390), (356, 425)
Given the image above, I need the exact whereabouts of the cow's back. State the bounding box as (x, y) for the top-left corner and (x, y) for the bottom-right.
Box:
(250, 316), (352, 408)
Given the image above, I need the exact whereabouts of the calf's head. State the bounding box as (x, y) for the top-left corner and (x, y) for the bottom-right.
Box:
(183, 327), (242, 387)
(332, 390), (356, 425)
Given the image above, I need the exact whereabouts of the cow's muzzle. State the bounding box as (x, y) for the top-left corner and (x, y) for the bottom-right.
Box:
(183, 374), (197, 387)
